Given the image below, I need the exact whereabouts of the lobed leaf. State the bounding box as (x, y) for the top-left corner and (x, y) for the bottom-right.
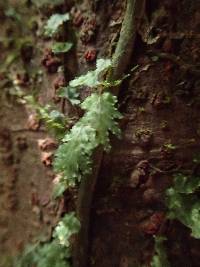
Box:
(166, 174), (200, 238)
(58, 86), (80, 105)
(53, 92), (122, 195)
(172, 173), (200, 194)
(44, 13), (70, 37)
(53, 212), (81, 247)
(16, 241), (71, 267)
(69, 59), (112, 88)
(52, 42), (73, 54)
(81, 92), (122, 149)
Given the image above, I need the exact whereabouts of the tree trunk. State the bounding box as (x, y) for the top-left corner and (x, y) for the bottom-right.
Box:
(88, 0), (200, 266)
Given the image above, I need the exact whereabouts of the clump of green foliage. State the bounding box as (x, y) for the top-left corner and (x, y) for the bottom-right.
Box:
(68, 58), (112, 88)
(53, 59), (122, 197)
(150, 171), (200, 265)
(43, 12), (73, 55)
(44, 13), (70, 37)
(53, 92), (121, 192)
(166, 173), (200, 238)
(150, 236), (171, 267)
(16, 213), (80, 267)
(57, 58), (114, 106)
(17, 58), (122, 266)
(16, 241), (71, 267)
(52, 42), (73, 54)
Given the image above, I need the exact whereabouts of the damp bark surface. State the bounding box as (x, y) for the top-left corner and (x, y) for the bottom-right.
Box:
(88, 0), (200, 266)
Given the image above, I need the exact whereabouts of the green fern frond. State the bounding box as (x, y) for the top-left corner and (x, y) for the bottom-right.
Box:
(44, 13), (70, 37)
(69, 59), (112, 88)
(81, 92), (122, 149)
(16, 241), (71, 267)
(166, 174), (200, 238)
(53, 92), (121, 193)
(54, 124), (97, 187)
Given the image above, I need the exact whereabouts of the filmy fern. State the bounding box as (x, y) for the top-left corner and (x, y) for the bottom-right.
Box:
(16, 213), (80, 267)
(53, 58), (122, 196)
(166, 173), (200, 238)
(16, 241), (71, 267)
(53, 92), (121, 193)
(18, 59), (122, 266)
(69, 58), (112, 88)
(52, 42), (73, 54)
(58, 58), (113, 105)
(44, 13), (70, 37)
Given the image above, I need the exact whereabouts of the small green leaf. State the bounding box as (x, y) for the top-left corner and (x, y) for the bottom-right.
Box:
(58, 86), (80, 105)
(49, 110), (64, 120)
(52, 42), (73, 54)
(69, 59), (112, 88)
(96, 58), (112, 73)
(172, 173), (200, 194)
(53, 212), (81, 247)
(53, 180), (67, 198)
(44, 13), (70, 37)
(81, 92), (122, 149)
(4, 53), (19, 68)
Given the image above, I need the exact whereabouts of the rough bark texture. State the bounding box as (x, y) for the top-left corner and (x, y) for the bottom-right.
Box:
(89, 0), (200, 266)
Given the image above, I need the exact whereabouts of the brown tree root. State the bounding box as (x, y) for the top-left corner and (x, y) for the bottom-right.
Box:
(73, 1), (145, 267)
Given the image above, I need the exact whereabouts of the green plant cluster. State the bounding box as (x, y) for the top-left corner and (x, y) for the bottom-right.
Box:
(150, 172), (200, 266)
(2, 2), (122, 266)
(16, 241), (70, 267)
(16, 213), (80, 267)
(53, 92), (121, 194)
(44, 12), (73, 54)
(151, 173), (200, 267)
(44, 13), (70, 37)
(53, 59), (122, 197)
(18, 58), (122, 266)
(166, 173), (200, 238)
